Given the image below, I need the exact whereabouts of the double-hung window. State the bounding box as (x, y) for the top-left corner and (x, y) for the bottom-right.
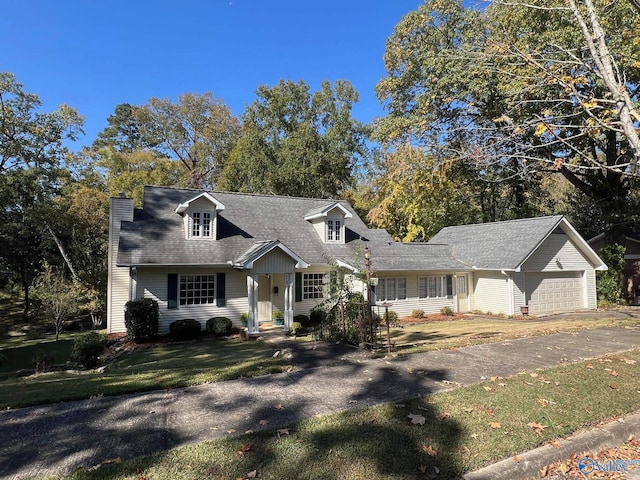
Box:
(377, 277), (407, 301)
(191, 212), (212, 238)
(303, 273), (325, 299)
(327, 218), (341, 242)
(418, 276), (453, 298)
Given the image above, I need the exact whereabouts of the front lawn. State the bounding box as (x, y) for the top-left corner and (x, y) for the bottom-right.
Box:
(58, 349), (640, 480)
(0, 337), (295, 408)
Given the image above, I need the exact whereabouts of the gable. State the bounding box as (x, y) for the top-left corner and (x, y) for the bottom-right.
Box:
(521, 233), (593, 271)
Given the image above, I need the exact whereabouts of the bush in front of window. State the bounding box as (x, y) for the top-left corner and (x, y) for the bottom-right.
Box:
(411, 309), (425, 319)
(440, 306), (455, 316)
(170, 319), (202, 340)
(206, 317), (232, 336)
(293, 314), (310, 327)
(289, 321), (304, 336)
(309, 308), (326, 326)
(125, 298), (159, 342)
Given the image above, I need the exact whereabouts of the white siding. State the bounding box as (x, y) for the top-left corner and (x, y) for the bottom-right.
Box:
(522, 234), (592, 272)
(585, 269), (597, 309)
(374, 271), (456, 318)
(472, 271), (511, 314)
(511, 272), (526, 313)
(107, 197), (134, 334)
(253, 249), (296, 274)
(295, 266), (330, 316)
(136, 268), (248, 334)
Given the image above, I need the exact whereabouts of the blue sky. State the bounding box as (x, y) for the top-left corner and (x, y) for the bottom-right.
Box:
(2, 1), (425, 149)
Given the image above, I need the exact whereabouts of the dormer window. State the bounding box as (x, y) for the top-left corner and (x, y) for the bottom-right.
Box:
(327, 218), (342, 242)
(175, 192), (225, 241)
(191, 212), (212, 238)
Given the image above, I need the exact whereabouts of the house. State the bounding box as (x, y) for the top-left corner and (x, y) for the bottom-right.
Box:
(588, 234), (640, 304)
(107, 186), (607, 335)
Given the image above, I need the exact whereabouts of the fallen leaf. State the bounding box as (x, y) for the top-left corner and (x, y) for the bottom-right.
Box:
(530, 372), (539, 378)
(247, 470), (257, 478)
(498, 383), (507, 387)
(489, 422), (501, 429)
(540, 464), (549, 477)
(464, 407), (474, 413)
(408, 413), (426, 425)
(259, 419), (269, 426)
(513, 455), (521, 463)
(421, 444), (438, 456)
(528, 422), (546, 434)
(484, 409), (495, 416)
(276, 428), (290, 437)
(437, 411), (451, 421)
(623, 358), (636, 365)
(483, 386), (492, 391)
(237, 444), (252, 456)
(609, 383), (617, 389)
(609, 370), (619, 377)
(227, 429), (236, 434)
(524, 381), (534, 386)
(586, 363), (594, 369)
(548, 440), (560, 448)
(471, 433), (479, 439)
(273, 403), (284, 410)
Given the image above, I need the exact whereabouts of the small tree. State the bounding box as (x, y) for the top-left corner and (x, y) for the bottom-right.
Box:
(32, 263), (80, 340)
(597, 244), (626, 305)
(124, 298), (159, 342)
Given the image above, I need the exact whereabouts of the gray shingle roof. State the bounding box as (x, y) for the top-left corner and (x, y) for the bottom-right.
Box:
(117, 187), (580, 273)
(428, 215), (565, 270)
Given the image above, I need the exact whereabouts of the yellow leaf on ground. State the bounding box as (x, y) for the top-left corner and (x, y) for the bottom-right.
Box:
(259, 419), (269, 426)
(528, 422), (546, 434)
(421, 444), (438, 456)
(408, 413), (426, 425)
(489, 422), (502, 429)
(276, 428), (290, 437)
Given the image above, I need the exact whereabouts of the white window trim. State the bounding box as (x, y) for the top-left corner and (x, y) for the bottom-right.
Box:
(377, 277), (407, 301)
(326, 217), (344, 243)
(418, 275), (452, 299)
(189, 210), (214, 239)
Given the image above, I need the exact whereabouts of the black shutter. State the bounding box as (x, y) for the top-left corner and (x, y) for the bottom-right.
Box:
(168, 274), (178, 309)
(295, 272), (302, 302)
(216, 272), (226, 307)
(446, 275), (453, 296)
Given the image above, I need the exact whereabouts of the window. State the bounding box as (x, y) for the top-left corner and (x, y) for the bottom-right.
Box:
(303, 273), (325, 299)
(191, 211), (212, 238)
(180, 274), (216, 305)
(377, 277), (407, 301)
(327, 218), (342, 242)
(418, 275), (453, 298)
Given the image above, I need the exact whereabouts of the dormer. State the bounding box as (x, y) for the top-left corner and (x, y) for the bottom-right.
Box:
(304, 202), (353, 244)
(175, 192), (225, 240)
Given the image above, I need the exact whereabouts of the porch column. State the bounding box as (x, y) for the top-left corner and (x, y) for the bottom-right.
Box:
(284, 273), (294, 331)
(246, 274), (259, 334)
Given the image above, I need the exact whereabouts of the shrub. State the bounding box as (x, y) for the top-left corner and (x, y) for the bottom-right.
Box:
(33, 350), (57, 373)
(125, 298), (159, 342)
(411, 309), (424, 319)
(170, 319), (202, 340)
(440, 306), (455, 316)
(383, 310), (398, 324)
(71, 331), (107, 369)
(289, 321), (304, 336)
(206, 317), (232, 336)
(597, 243), (626, 304)
(309, 308), (326, 326)
(293, 314), (310, 327)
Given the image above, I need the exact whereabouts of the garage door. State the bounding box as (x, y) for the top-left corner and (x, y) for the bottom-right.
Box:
(527, 272), (583, 315)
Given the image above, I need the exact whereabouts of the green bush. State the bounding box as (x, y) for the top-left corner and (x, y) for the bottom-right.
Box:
(309, 308), (326, 326)
(125, 298), (159, 342)
(411, 309), (424, 319)
(206, 317), (232, 336)
(440, 306), (455, 316)
(294, 314), (310, 327)
(289, 321), (304, 336)
(33, 350), (57, 373)
(170, 319), (202, 340)
(597, 243), (626, 305)
(71, 331), (107, 369)
(383, 310), (398, 324)
(240, 312), (248, 327)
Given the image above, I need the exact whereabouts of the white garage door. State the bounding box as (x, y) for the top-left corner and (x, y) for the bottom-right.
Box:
(527, 272), (583, 315)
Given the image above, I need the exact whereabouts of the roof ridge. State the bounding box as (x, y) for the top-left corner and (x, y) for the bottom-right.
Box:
(143, 185), (347, 203)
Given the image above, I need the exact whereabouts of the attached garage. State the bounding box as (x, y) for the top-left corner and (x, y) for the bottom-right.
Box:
(526, 272), (583, 315)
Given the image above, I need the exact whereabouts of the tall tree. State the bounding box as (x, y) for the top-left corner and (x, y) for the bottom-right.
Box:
(91, 103), (153, 153)
(218, 79), (369, 198)
(135, 92), (240, 189)
(375, 0), (640, 242)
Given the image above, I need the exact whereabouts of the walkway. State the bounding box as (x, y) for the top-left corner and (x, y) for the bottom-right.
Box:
(1, 325), (640, 479)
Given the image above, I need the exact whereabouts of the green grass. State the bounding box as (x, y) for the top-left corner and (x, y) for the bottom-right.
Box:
(51, 349), (640, 480)
(0, 338), (295, 408)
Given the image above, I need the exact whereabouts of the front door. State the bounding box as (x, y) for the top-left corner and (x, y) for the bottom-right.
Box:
(456, 274), (469, 312)
(258, 275), (272, 324)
